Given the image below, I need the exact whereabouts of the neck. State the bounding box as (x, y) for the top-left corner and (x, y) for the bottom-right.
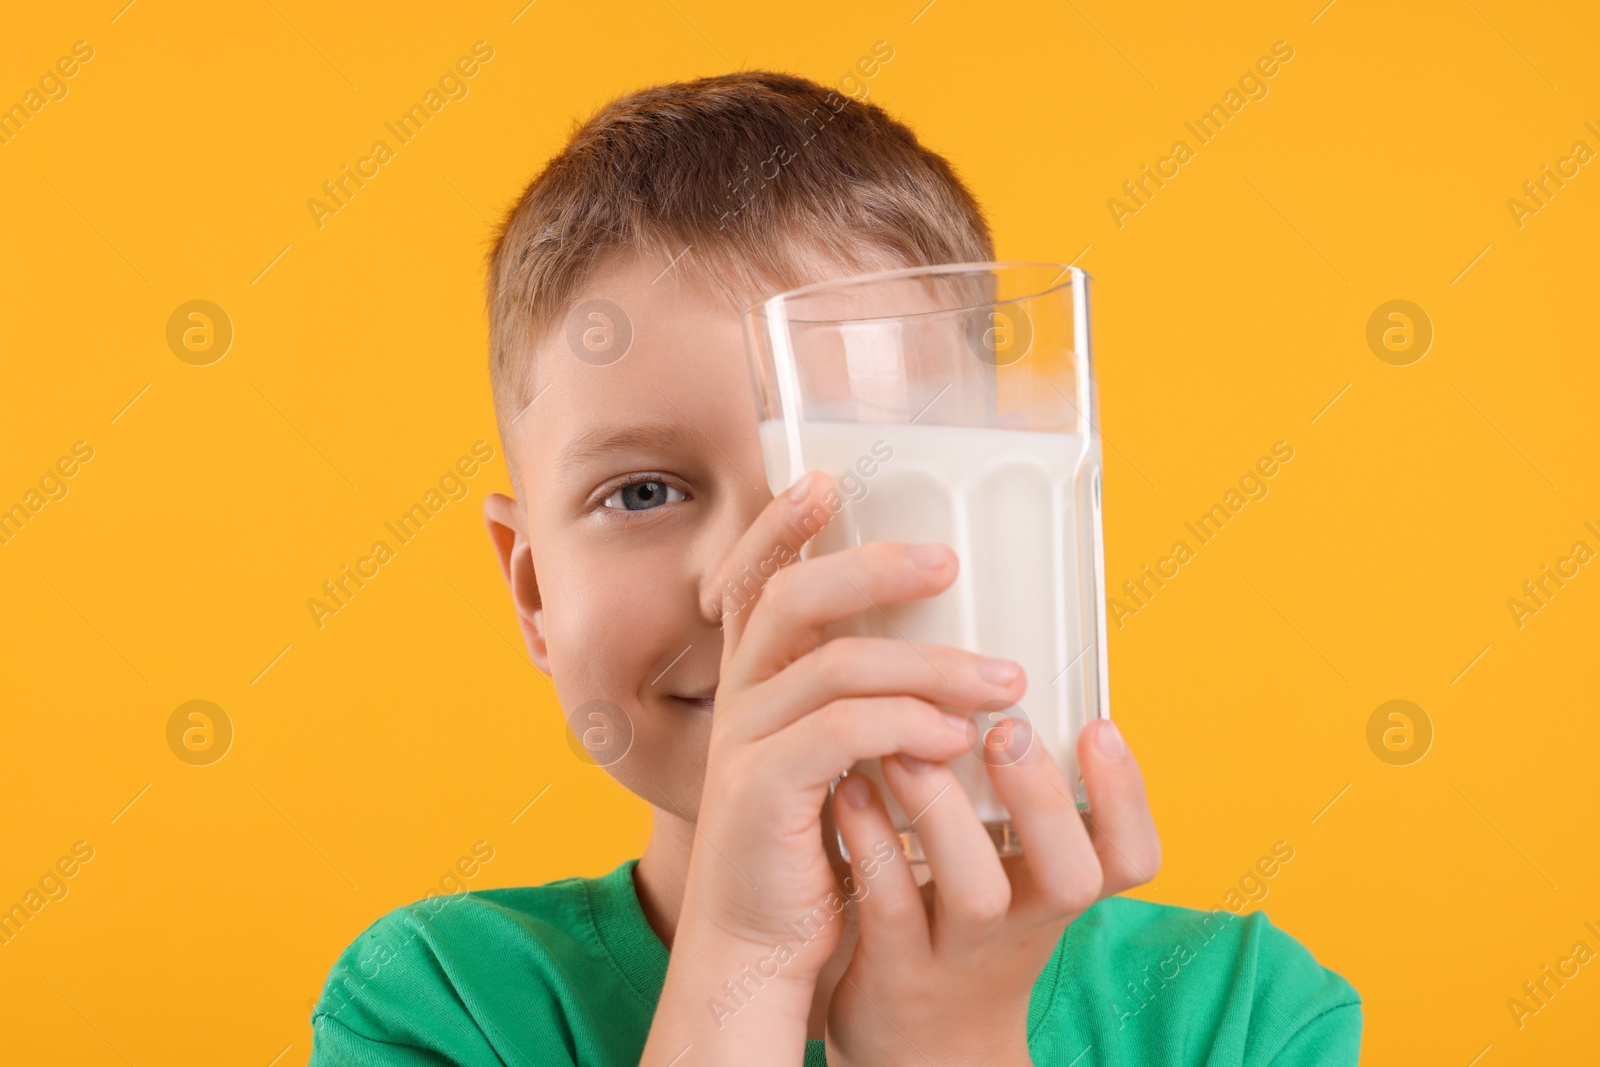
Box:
(633, 804), (859, 1041)
(633, 806), (695, 949)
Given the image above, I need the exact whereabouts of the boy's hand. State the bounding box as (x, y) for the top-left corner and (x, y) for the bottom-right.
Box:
(823, 717), (1161, 1067)
(643, 469), (1028, 1065)
(681, 469), (1029, 980)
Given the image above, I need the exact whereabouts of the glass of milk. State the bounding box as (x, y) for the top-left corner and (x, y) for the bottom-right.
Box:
(742, 262), (1109, 866)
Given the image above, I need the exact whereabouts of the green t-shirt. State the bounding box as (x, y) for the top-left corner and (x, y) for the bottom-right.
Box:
(309, 857), (1360, 1065)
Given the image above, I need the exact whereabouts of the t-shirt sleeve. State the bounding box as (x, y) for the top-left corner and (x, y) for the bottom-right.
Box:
(1268, 1002), (1363, 1067)
(1246, 913), (1363, 1067)
(1025, 898), (1361, 1064)
(310, 1012), (467, 1067)
(307, 904), (578, 1067)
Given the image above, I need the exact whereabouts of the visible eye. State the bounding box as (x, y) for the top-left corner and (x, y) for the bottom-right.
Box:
(601, 477), (687, 512)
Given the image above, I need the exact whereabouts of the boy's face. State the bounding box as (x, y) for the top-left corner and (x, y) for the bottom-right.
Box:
(485, 250), (796, 821)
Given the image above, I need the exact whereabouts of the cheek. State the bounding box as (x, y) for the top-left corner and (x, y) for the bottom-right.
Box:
(529, 522), (718, 817)
(540, 554), (658, 693)
(536, 530), (702, 702)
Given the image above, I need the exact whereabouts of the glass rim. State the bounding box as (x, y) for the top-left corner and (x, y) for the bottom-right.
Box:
(743, 259), (1090, 327)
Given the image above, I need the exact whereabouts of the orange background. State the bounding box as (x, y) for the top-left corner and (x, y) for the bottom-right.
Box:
(2, 1), (1597, 1063)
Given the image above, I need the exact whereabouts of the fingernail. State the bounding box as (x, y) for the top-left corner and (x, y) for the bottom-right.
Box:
(910, 543), (949, 568)
(839, 773), (871, 808)
(941, 710), (971, 737)
(787, 472), (814, 502)
(898, 754), (934, 772)
(1096, 719), (1126, 758)
(979, 657), (1021, 685)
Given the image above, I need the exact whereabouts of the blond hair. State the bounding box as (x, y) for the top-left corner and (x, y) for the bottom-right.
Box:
(485, 70), (994, 466)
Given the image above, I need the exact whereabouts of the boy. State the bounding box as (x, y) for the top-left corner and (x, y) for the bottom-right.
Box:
(309, 70), (1360, 1066)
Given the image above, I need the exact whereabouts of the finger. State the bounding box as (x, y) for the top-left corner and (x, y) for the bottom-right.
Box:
(979, 717), (1104, 923)
(878, 753), (1011, 951)
(831, 772), (931, 958)
(1077, 718), (1162, 896)
(725, 636), (1025, 742)
(706, 468), (837, 654)
(760, 696), (973, 794)
(729, 539), (958, 686)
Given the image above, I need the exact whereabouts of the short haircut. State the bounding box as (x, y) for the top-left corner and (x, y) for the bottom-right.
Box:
(485, 69), (994, 471)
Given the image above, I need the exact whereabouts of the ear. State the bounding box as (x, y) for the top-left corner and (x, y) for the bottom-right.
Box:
(483, 492), (549, 672)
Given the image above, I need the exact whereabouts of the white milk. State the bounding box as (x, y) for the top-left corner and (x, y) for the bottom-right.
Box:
(758, 419), (1101, 835)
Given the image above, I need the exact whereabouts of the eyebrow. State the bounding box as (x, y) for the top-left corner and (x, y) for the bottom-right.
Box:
(555, 421), (700, 481)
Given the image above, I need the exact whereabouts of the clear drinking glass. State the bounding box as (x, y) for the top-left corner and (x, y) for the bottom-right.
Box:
(741, 261), (1110, 866)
